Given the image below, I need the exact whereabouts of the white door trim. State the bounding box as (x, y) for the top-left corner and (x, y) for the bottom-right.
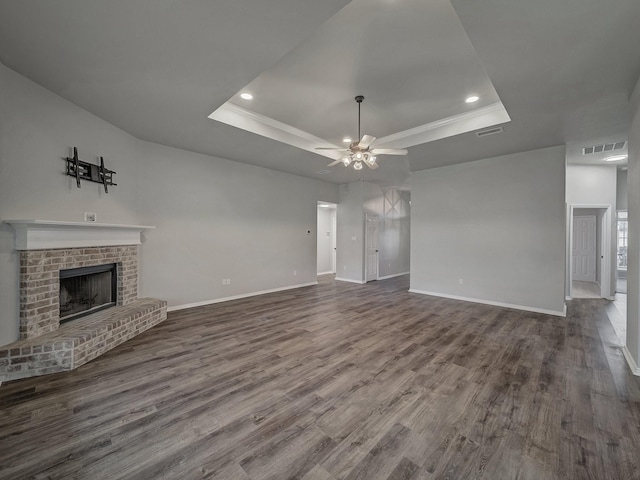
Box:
(365, 213), (379, 282)
(331, 208), (337, 274)
(567, 204), (613, 299)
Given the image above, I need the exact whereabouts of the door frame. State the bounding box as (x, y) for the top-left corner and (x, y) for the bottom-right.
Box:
(316, 202), (337, 276)
(364, 213), (379, 282)
(331, 207), (337, 274)
(567, 204), (613, 299)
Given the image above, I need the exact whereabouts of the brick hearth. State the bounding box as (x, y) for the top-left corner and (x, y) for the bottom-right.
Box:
(0, 298), (166, 382)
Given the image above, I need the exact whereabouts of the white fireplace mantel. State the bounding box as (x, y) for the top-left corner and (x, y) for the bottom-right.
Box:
(4, 220), (156, 250)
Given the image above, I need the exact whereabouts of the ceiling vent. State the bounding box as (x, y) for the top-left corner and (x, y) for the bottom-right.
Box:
(582, 141), (626, 155)
(475, 126), (503, 138)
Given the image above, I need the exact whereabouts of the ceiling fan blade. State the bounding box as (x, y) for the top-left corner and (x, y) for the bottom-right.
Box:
(316, 147), (349, 151)
(357, 135), (376, 149)
(364, 160), (379, 170)
(370, 148), (408, 155)
(327, 159), (342, 167)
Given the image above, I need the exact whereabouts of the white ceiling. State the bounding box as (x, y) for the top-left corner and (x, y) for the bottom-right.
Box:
(1, 0), (639, 185)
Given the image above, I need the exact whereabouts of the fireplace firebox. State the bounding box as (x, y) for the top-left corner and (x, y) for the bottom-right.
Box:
(59, 263), (117, 323)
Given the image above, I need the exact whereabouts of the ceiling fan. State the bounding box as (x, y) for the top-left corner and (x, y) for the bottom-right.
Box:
(316, 95), (408, 170)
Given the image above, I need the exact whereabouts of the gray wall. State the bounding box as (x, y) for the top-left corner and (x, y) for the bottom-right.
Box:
(566, 164), (617, 297)
(0, 63), (338, 346)
(136, 140), (338, 308)
(628, 76), (640, 367)
(618, 169), (628, 211)
(410, 145), (566, 315)
(336, 182), (365, 282)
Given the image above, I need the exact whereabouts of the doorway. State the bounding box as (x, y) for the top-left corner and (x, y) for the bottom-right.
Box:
(317, 202), (336, 275)
(365, 213), (379, 282)
(568, 205), (613, 299)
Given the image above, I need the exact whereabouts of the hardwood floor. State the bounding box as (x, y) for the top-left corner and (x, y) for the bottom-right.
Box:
(1, 275), (639, 479)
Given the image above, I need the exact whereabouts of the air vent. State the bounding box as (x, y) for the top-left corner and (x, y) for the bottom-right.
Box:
(475, 126), (503, 138)
(582, 141), (626, 155)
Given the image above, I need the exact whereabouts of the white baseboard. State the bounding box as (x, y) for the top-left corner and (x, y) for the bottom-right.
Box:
(623, 345), (640, 376)
(317, 271), (334, 276)
(167, 282), (318, 312)
(408, 289), (567, 317)
(378, 272), (410, 280)
(334, 277), (365, 284)
(567, 295), (616, 301)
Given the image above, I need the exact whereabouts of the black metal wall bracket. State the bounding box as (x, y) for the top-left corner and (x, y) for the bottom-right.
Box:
(65, 147), (117, 193)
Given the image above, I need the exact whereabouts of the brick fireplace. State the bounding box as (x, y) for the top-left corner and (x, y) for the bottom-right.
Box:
(1, 220), (166, 383)
(20, 245), (139, 338)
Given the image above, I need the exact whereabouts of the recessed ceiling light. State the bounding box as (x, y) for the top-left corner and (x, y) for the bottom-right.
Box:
(604, 154), (627, 162)
(342, 137), (352, 143)
(240, 92), (253, 100)
(465, 95), (479, 103)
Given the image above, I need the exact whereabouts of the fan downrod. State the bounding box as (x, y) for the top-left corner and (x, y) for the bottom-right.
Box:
(354, 95), (364, 140)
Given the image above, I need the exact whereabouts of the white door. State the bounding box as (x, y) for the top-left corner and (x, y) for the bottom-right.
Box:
(572, 215), (596, 282)
(365, 214), (379, 282)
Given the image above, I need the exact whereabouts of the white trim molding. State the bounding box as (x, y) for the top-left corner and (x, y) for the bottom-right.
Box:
(209, 103), (341, 161)
(408, 289), (567, 317)
(209, 101), (510, 158)
(374, 102), (511, 148)
(4, 219), (155, 250)
(378, 272), (410, 280)
(334, 277), (366, 284)
(167, 282), (318, 312)
(623, 345), (640, 376)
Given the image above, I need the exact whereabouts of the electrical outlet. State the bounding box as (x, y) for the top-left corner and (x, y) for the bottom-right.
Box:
(293, 270), (297, 276)
(227, 278), (231, 285)
(344, 265), (347, 271)
(459, 278), (464, 285)
(84, 212), (97, 222)
(222, 279), (226, 285)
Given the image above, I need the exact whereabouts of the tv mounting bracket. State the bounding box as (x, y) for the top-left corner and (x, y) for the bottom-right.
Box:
(65, 147), (117, 193)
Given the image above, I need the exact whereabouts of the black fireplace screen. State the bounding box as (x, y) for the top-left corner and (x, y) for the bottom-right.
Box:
(59, 263), (117, 323)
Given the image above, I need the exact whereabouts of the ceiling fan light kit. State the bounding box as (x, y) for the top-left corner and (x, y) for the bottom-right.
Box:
(317, 95), (408, 171)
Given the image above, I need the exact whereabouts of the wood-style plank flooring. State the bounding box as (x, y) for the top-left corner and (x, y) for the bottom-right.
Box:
(1, 275), (639, 479)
